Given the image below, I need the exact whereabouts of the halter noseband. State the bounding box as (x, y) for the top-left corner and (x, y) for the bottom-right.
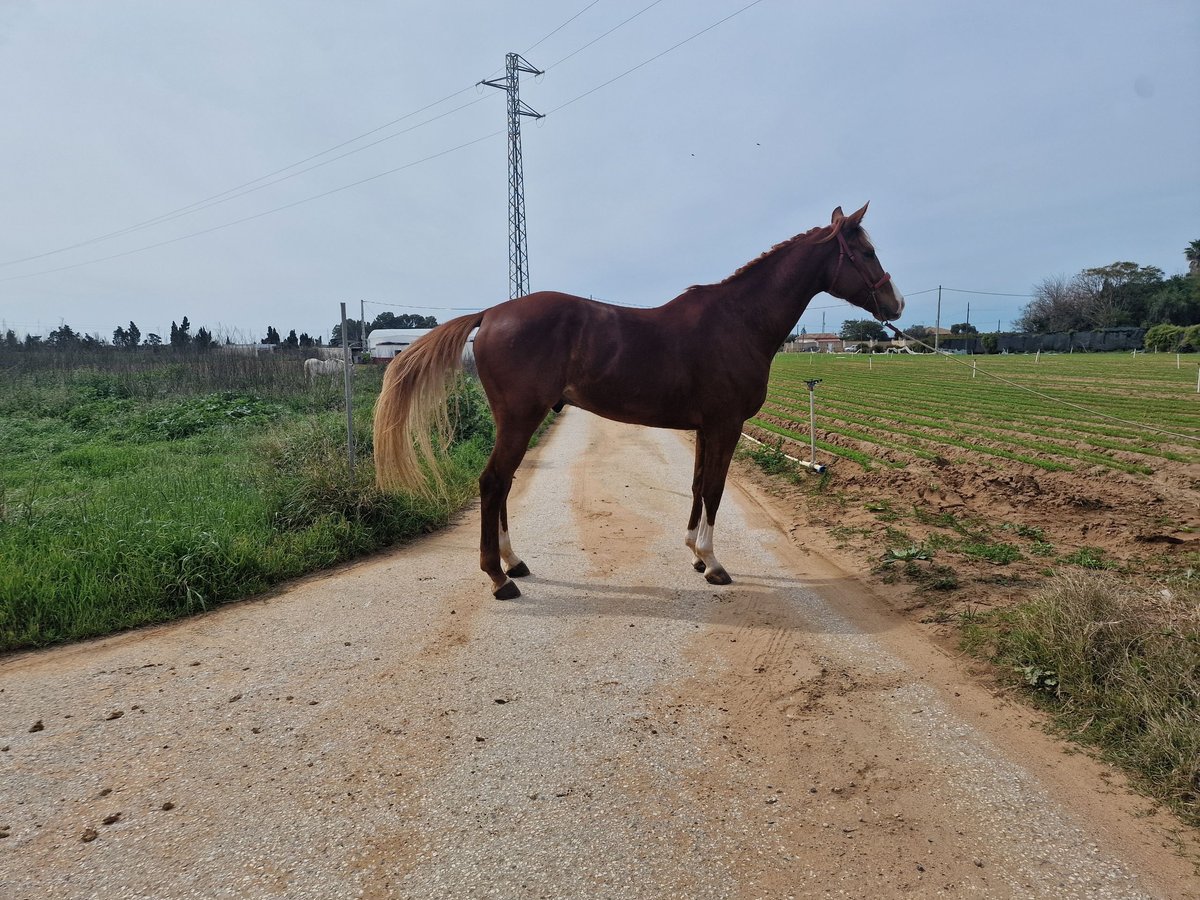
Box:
(832, 228), (892, 308)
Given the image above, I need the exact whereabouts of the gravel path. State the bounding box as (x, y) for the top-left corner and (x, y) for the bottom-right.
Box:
(1, 408), (1195, 898)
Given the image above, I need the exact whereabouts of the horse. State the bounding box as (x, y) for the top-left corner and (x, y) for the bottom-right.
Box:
(304, 357), (345, 379)
(373, 203), (904, 599)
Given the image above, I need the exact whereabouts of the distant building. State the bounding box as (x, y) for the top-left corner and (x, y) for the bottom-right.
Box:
(367, 328), (475, 363)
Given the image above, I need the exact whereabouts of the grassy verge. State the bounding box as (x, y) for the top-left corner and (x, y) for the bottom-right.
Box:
(0, 353), (503, 652)
(961, 570), (1200, 826)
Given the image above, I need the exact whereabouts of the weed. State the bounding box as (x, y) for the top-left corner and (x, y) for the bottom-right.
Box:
(958, 541), (1023, 565)
(743, 437), (801, 481)
(1063, 547), (1114, 570)
(884, 545), (933, 562)
(1003, 523), (1047, 541)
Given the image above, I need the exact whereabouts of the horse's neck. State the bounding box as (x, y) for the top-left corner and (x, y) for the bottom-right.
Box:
(701, 238), (831, 351)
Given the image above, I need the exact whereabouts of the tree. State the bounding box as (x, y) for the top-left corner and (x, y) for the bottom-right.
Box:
(1016, 274), (1088, 333)
(193, 327), (216, 350)
(1145, 275), (1200, 326)
(170, 317), (192, 348)
(839, 319), (886, 342)
(329, 320), (361, 346)
(298, 332), (315, 348)
(283, 329), (299, 349)
(1186, 239), (1200, 277)
(1075, 262), (1164, 328)
(113, 325), (129, 347)
(127, 321), (141, 347)
(950, 322), (978, 335)
(263, 326), (281, 345)
(146, 333), (162, 346)
(47, 323), (80, 347)
(370, 312), (438, 329)
(903, 325), (936, 351)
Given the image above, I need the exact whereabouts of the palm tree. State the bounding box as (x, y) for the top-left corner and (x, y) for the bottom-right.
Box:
(1186, 239), (1200, 276)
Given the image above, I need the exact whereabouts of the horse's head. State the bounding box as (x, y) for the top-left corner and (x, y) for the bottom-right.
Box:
(821, 203), (904, 323)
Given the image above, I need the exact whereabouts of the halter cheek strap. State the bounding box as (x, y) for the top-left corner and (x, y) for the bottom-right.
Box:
(833, 229), (892, 299)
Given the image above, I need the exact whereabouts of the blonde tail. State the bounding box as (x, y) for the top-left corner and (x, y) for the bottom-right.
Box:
(373, 312), (485, 496)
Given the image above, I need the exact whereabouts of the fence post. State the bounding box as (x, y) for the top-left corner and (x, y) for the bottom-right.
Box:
(340, 302), (356, 476)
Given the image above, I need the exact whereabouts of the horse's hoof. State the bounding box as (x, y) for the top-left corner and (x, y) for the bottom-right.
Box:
(493, 580), (521, 600)
(505, 561), (531, 578)
(704, 568), (732, 586)
(692, 559), (706, 572)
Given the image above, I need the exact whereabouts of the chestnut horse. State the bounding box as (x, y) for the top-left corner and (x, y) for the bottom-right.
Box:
(374, 204), (903, 599)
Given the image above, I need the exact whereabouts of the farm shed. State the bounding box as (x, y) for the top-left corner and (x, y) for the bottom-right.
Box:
(367, 328), (475, 362)
(367, 329), (432, 362)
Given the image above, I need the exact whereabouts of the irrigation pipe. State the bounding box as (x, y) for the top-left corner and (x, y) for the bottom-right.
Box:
(881, 324), (1200, 445)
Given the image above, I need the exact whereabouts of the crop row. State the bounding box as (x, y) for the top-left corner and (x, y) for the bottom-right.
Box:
(763, 353), (1200, 472)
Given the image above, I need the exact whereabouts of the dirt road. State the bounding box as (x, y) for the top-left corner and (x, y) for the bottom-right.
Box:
(2, 409), (1196, 899)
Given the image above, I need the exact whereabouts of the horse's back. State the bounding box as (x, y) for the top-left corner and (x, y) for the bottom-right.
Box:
(474, 292), (705, 428)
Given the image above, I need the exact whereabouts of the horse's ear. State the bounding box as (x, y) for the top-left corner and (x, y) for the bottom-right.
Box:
(846, 202), (869, 228)
(830, 206), (845, 225)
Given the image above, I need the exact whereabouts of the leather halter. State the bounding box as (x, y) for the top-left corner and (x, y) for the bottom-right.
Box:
(832, 228), (892, 310)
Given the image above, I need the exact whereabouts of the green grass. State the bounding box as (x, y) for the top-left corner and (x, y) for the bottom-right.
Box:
(0, 350), (501, 652)
(968, 571), (1200, 826)
(762, 351), (1200, 472)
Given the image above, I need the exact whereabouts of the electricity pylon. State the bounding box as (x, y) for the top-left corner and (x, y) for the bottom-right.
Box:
(480, 53), (543, 299)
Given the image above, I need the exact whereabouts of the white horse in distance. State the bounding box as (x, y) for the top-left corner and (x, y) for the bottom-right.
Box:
(304, 357), (346, 379)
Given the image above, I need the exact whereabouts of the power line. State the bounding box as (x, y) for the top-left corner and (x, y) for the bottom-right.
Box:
(546, 0), (768, 116)
(1, 2), (609, 271)
(943, 287), (1032, 298)
(0, 132), (504, 283)
(523, 0), (604, 54)
(5, 2), (770, 285)
(0, 88), (490, 270)
(544, 0), (667, 70)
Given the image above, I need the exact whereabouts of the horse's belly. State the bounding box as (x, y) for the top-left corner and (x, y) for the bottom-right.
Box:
(563, 383), (700, 431)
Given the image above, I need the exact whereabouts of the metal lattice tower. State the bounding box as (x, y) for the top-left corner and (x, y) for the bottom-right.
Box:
(480, 53), (543, 299)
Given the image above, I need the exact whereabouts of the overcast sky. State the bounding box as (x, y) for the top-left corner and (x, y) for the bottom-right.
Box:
(1, 1), (1196, 343)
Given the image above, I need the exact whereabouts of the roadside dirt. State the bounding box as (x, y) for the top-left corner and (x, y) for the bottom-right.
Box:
(742, 417), (1200, 627)
(2, 409), (1197, 899)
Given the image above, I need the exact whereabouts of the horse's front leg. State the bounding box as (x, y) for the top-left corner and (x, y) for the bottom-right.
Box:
(693, 425), (741, 585)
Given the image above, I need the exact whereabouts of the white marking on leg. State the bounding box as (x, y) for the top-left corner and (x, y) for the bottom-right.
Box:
(696, 515), (723, 576)
(499, 527), (522, 570)
(685, 526), (702, 567)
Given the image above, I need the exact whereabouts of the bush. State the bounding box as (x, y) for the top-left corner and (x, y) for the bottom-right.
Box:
(1143, 323), (1199, 352)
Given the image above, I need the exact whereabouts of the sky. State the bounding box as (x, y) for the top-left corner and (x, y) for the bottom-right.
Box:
(0, 0), (1196, 344)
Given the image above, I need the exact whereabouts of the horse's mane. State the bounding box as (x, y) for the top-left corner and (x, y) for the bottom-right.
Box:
(687, 223), (834, 291)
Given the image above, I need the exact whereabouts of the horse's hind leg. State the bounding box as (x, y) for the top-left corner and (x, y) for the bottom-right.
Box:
(684, 436), (706, 572)
(499, 495), (529, 578)
(479, 413), (543, 599)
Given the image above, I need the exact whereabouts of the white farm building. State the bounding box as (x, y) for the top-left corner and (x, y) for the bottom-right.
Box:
(366, 328), (474, 363)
